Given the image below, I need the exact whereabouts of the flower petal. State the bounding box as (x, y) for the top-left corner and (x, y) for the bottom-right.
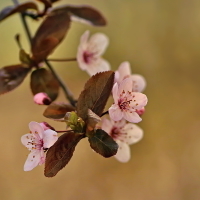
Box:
(122, 123), (143, 144)
(131, 92), (148, 109)
(101, 118), (113, 134)
(23, 150), (41, 171)
(88, 33), (109, 56)
(43, 129), (58, 148)
(28, 121), (44, 139)
(123, 111), (142, 123)
(112, 83), (119, 104)
(86, 58), (110, 76)
(109, 104), (123, 121)
(116, 61), (131, 83)
(80, 30), (90, 44)
(21, 133), (34, 150)
(118, 78), (133, 95)
(114, 141), (130, 163)
(131, 74), (146, 92)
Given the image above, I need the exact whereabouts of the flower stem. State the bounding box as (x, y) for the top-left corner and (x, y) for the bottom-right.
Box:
(48, 58), (77, 62)
(44, 61), (76, 106)
(12, 0), (76, 106)
(100, 111), (108, 117)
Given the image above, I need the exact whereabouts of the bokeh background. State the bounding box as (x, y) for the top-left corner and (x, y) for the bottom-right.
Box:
(1, 0), (200, 199)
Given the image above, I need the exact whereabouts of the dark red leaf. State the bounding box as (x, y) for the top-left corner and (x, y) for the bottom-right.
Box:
(88, 129), (118, 158)
(43, 102), (75, 119)
(56, 5), (106, 26)
(76, 71), (115, 121)
(45, 131), (84, 177)
(0, 64), (30, 95)
(0, 2), (38, 22)
(31, 8), (71, 63)
(30, 68), (59, 101)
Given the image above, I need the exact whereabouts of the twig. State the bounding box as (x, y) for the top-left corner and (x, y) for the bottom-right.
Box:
(48, 58), (77, 62)
(12, 0), (76, 106)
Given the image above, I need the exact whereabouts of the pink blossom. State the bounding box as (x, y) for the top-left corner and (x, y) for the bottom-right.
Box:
(115, 61), (146, 92)
(77, 30), (110, 76)
(21, 121), (58, 171)
(109, 78), (148, 123)
(33, 92), (51, 105)
(101, 118), (143, 162)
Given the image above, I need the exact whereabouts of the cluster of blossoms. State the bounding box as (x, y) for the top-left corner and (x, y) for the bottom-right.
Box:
(22, 30), (148, 171)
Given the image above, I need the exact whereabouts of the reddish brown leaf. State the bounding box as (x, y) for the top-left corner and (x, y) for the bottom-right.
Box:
(43, 102), (75, 119)
(56, 5), (106, 26)
(30, 68), (59, 101)
(45, 131), (84, 177)
(88, 129), (118, 158)
(0, 2), (38, 22)
(36, 0), (52, 7)
(31, 8), (71, 63)
(0, 64), (30, 95)
(76, 71), (114, 121)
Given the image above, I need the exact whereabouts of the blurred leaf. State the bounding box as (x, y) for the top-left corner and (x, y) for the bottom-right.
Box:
(30, 68), (59, 101)
(19, 49), (32, 65)
(31, 8), (71, 63)
(88, 129), (118, 158)
(45, 131), (84, 177)
(0, 1), (38, 22)
(36, 0), (52, 8)
(56, 5), (106, 26)
(43, 102), (75, 119)
(0, 64), (30, 95)
(77, 71), (114, 121)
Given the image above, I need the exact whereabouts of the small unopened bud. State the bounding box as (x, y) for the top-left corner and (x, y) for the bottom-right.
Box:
(136, 107), (145, 116)
(39, 122), (55, 131)
(33, 92), (51, 105)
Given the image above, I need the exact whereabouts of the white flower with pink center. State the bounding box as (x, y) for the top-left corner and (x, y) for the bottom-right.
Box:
(21, 121), (58, 171)
(109, 78), (148, 123)
(101, 118), (143, 162)
(115, 61), (146, 92)
(77, 30), (110, 76)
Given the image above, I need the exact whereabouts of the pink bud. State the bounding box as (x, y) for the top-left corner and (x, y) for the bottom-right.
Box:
(39, 122), (55, 131)
(136, 107), (145, 116)
(33, 92), (51, 105)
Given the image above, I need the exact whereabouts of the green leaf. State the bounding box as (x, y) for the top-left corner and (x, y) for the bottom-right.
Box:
(0, 1), (38, 22)
(31, 8), (71, 63)
(45, 131), (84, 177)
(76, 71), (115, 121)
(0, 64), (30, 95)
(55, 5), (106, 26)
(88, 129), (118, 158)
(30, 68), (59, 101)
(43, 102), (75, 119)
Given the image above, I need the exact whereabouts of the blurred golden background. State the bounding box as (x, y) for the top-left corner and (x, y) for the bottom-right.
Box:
(1, 0), (200, 199)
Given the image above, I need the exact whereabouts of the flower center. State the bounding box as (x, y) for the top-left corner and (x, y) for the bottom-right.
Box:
(110, 127), (120, 139)
(83, 51), (94, 64)
(118, 91), (136, 112)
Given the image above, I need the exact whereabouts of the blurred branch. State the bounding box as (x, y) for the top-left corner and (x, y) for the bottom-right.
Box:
(12, 0), (76, 106)
(48, 58), (77, 62)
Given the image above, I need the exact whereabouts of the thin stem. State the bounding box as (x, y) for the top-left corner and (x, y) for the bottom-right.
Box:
(12, 0), (76, 106)
(13, 0), (32, 45)
(100, 111), (108, 117)
(56, 130), (71, 133)
(48, 58), (77, 62)
(45, 61), (76, 106)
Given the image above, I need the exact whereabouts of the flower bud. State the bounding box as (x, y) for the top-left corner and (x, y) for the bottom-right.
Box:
(136, 107), (145, 116)
(33, 92), (51, 105)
